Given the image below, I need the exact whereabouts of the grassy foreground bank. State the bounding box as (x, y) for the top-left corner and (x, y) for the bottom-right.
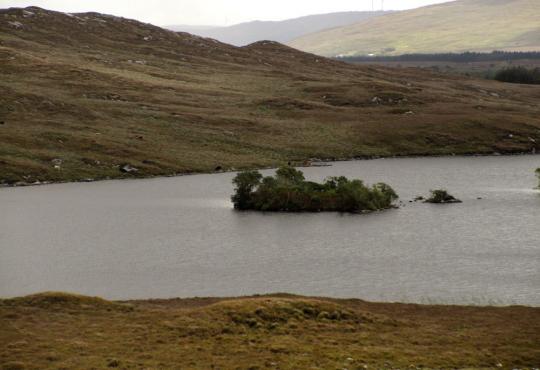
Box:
(1, 293), (539, 369)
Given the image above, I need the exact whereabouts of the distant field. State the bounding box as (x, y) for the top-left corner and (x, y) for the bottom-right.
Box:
(338, 52), (540, 79)
(348, 59), (540, 79)
(1, 292), (539, 369)
(290, 0), (540, 57)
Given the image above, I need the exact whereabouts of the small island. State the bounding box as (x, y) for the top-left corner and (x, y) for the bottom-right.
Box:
(231, 166), (398, 213)
(425, 189), (462, 204)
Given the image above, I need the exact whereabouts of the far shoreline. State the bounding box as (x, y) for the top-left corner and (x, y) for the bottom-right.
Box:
(1, 291), (538, 308)
(1, 151), (539, 190)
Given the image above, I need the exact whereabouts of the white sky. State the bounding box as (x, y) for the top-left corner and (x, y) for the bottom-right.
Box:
(0, 0), (454, 26)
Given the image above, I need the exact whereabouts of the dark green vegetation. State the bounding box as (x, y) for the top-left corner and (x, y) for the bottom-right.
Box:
(425, 189), (462, 204)
(1, 292), (539, 369)
(494, 67), (540, 85)
(232, 167), (397, 212)
(1, 7), (540, 186)
(290, 0), (540, 57)
(536, 168), (540, 188)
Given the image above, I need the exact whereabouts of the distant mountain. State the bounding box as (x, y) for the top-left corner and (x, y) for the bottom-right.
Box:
(165, 11), (389, 46)
(167, 25), (218, 34)
(289, 0), (540, 57)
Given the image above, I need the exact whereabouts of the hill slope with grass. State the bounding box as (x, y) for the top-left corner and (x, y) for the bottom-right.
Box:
(166, 11), (389, 46)
(1, 292), (539, 369)
(289, 0), (540, 57)
(1, 6), (540, 185)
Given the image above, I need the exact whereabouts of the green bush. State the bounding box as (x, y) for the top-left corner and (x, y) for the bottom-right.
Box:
(425, 189), (462, 204)
(536, 168), (540, 189)
(231, 170), (262, 210)
(494, 67), (540, 85)
(231, 166), (398, 213)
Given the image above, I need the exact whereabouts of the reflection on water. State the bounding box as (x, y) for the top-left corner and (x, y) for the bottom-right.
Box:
(0, 155), (539, 305)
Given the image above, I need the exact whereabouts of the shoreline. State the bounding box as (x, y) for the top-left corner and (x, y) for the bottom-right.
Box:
(2, 151), (538, 189)
(2, 291), (538, 308)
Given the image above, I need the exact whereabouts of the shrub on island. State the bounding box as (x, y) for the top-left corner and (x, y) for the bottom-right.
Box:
(231, 166), (398, 213)
(425, 189), (462, 204)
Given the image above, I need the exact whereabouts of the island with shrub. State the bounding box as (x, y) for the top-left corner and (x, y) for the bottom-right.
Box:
(231, 166), (398, 213)
(424, 189), (462, 204)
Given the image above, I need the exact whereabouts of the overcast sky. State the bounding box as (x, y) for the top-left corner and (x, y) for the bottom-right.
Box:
(1, 0), (454, 26)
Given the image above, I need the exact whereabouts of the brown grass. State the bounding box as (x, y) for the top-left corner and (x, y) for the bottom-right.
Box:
(1, 6), (540, 186)
(1, 292), (539, 369)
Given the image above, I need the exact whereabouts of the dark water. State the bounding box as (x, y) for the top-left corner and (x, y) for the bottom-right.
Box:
(1, 156), (539, 305)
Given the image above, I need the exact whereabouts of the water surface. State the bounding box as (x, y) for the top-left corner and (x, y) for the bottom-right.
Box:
(1, 156), (539, 305)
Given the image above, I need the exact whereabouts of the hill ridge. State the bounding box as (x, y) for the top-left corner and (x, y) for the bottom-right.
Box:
(166, 11), (390, 46)
(1, 6), (539, 185)
(289, 0), (540, 57)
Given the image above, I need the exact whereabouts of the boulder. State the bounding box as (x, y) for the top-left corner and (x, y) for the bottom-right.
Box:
(8, 21), (23, 29)
(120, 164), (138, 173)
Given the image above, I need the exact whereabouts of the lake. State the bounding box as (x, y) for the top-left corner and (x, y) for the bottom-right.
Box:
(1, 155), (539, 305)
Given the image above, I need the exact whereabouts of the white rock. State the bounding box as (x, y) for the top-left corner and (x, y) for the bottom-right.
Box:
(8, 21), (23, 29)
(120, 164), (138, 173)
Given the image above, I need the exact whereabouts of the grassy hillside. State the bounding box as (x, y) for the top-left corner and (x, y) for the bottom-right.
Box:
(167, 11), (389, 46)
(1, 292), (539, 369)
(289, 0), (540, 57)
(1, 6), (540, 186)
